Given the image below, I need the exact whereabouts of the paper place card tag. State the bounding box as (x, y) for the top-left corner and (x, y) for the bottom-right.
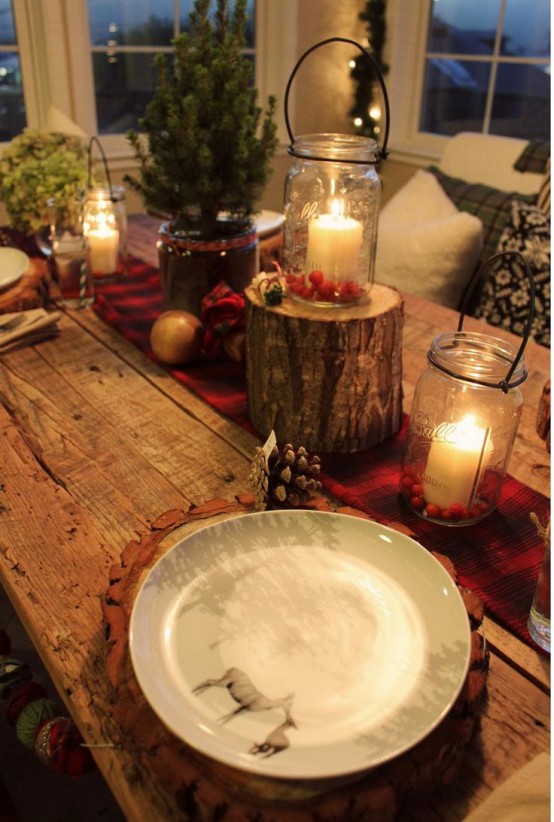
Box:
(261, 429), (277, 466)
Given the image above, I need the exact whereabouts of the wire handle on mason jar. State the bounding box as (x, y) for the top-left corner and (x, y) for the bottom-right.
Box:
(284, 37), (390, 164)
(87, 136), (116, 202)
(455, 250), (535, 392)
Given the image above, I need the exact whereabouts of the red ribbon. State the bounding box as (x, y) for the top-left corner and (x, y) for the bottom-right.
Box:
(201, 281), (246, 353)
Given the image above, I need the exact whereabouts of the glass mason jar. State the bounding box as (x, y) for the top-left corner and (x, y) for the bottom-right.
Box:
(402, 331), (527, 526)
(49, 195), (94, 309)
(83, 185), (127, 279)
(283, 134), (381, 307)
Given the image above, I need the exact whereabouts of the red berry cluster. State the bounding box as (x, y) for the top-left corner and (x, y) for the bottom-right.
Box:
(401, 465), (489, 523)
(285, 270), (362, 304)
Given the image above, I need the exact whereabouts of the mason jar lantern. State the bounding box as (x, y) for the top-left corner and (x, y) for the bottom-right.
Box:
(83, 137), (128, 279)
(402, 252), (534, 526)
(282, 38), (390, 307)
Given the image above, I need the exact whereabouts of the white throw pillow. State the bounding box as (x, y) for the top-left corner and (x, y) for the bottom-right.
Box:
(376, 169), (484, 309)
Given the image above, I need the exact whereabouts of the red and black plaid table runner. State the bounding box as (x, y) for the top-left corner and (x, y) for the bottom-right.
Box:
(95, 260), (549, 650)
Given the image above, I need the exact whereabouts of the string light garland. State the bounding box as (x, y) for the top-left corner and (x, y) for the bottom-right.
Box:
(349, 0), (388, 140)
(0, 628), (96, 776)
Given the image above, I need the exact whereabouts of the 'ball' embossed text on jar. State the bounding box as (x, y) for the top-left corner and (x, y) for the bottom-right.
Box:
(283, 134), (381, 307)
(402, 331), (527, 526)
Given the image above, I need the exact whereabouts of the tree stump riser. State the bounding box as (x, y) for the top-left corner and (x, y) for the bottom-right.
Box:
(246, 285), (404, 453)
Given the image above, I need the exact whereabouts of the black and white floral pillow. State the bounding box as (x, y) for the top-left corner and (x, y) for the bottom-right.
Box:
(477, 200), (550, 348)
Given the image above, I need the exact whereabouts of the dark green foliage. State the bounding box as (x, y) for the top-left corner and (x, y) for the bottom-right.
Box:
(263, 283), (284, 306)
(349, 0), (388, 140)
(125, 0), (278, 239)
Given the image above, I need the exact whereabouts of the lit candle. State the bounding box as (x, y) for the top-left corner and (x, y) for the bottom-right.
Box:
(422, 415), (492, 510)
(84, 195), (120, 275)
(306, 199), (363, 282)
(87, 214), (119, 275)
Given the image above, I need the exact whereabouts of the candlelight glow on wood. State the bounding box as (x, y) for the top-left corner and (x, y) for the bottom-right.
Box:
(422, 415), (493, 510)
(306, 199), (363, 283)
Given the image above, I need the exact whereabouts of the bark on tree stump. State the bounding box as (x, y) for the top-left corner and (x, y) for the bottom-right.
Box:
(536, 380), (550, 453)
(245, 285), (404, 453)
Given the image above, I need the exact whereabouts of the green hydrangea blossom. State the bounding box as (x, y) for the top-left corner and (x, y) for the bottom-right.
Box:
(0, 129), (89, 235)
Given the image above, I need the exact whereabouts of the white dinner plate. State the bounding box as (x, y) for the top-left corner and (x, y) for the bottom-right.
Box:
(130, 510), (470, 780)
(0, 247), (29, 290)
(255, 209), (284, 238)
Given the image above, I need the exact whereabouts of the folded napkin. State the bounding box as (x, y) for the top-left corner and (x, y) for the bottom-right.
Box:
(464, 753), (550, 821)
(0, 308), (61, 354)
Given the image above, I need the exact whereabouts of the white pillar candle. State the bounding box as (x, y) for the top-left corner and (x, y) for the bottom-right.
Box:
(422, 416), (492, 510)
(88, 224), (119, 275)
(306, 199), (363, 282)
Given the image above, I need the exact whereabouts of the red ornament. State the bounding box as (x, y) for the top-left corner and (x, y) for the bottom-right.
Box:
(6, 681), (48, 726)
(35, 717), (95, 776)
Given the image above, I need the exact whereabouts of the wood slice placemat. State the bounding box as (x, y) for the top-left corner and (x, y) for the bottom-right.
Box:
(0, 256), (51, 313)
(102, 495), (489, 821)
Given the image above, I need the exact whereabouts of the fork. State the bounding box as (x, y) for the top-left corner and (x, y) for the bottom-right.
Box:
(0, 314), (25, 333)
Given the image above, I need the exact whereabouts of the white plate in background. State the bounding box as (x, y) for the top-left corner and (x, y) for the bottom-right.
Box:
(0, 248), (29, 290)
(255, 209), (284, 238)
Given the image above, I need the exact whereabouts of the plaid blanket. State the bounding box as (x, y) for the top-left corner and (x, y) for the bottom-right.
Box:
(94, 261), (549, 650)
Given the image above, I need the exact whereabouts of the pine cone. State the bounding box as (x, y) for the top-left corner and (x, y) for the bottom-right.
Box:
(249, 442), (322, 510)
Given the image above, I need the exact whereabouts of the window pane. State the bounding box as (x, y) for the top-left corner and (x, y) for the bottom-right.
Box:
(501, 0), (550, 57)
(490, 63), (551, 140)
(89, 0), (257, 134)
(88, 1), (174, 47)
(0, 51), (25, 140)
(0, 0), (16, 44)
(420, 58), (491, 135)
(427, 0), (501, 55)
(93, 52), (159, 133)
(88, 1), (255, 47)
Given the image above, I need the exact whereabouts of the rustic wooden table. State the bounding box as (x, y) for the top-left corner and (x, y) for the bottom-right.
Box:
(0, 214), (549, 820)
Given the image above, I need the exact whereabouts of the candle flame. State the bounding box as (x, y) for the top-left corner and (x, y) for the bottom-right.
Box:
(83, 198), (117, 237)
(331, 199), (345, 220)
(452, 415), (488, 452)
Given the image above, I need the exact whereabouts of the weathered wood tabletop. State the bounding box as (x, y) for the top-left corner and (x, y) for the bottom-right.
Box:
(0, 214), (549, 820)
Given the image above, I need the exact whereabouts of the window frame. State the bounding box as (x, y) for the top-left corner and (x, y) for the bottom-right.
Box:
(385, 0), (550, 166)
(385, 0), (443, 165)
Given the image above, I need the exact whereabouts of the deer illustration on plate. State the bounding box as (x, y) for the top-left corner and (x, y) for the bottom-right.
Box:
(193, 667), (298, 757)
(249, 716), (298, 758)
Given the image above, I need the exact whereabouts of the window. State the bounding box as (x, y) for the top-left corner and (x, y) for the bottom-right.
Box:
(0, 0), (26, 140)
(2, 1), (295, 157)
(421, 0), (550, 140)
(87, 1), (255, 135)
(386, 0), (550, 162)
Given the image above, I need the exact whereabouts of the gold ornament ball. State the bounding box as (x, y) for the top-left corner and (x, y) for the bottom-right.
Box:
(150, 310), (203, 365)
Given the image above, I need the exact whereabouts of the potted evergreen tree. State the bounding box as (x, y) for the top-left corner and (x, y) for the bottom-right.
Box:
(125, 0), (278, 317)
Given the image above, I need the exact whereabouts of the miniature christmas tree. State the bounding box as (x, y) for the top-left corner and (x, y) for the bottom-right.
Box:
(125, 0), (277, 239)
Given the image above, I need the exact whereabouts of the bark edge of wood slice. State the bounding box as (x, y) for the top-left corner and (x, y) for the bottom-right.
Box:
(102, 496), (488, 822)
(245, 284), (404, 454)
(0, 256), (51, 313)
